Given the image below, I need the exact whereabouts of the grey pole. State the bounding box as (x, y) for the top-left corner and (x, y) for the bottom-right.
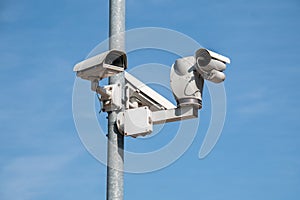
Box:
(107, 0), (125, 200)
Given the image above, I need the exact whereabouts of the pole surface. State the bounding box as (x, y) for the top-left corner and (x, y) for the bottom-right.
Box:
(107, 0), (125, 200)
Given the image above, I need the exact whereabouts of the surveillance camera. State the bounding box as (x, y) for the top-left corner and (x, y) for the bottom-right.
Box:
(73, 50), (127, 81)
(170, 48), (230, 108)
(194, 48), (230, 83)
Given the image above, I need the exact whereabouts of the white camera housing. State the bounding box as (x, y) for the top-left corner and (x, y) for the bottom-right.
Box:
(73, 50), (127, 81)
(170, 48), (230, 108)
(195, 48), (230, 83)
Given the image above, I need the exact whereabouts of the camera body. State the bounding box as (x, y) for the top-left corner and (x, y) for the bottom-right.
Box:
(170, 48), (230, 108)
(73, 50), (127, 81)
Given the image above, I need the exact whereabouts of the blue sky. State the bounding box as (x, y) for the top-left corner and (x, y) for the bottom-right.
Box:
(1, 0), (300, 199)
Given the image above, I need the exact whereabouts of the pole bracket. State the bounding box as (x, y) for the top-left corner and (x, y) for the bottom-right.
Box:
(92, 80), (122, 112)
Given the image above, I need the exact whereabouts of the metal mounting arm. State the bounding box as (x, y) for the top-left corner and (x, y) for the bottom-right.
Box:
(152, 105), (198, 125)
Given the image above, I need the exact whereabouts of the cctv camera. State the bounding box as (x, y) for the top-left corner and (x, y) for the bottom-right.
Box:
(170, 48), (230, 108)
(73, 50), (127, 81)
(194, 48), (230, 83)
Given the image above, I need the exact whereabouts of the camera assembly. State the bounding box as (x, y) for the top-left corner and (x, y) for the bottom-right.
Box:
(74, 48), (230, 137)
(74, 50), (127, 81)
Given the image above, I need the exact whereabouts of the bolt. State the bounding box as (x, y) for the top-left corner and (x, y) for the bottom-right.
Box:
(148, 117), (152, 124)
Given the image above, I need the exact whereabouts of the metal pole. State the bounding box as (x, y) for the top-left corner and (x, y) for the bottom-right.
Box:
(107, 0), (125, 200)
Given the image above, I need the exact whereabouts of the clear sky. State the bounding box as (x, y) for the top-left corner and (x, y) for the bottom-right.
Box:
(1, 0), (300, 199)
